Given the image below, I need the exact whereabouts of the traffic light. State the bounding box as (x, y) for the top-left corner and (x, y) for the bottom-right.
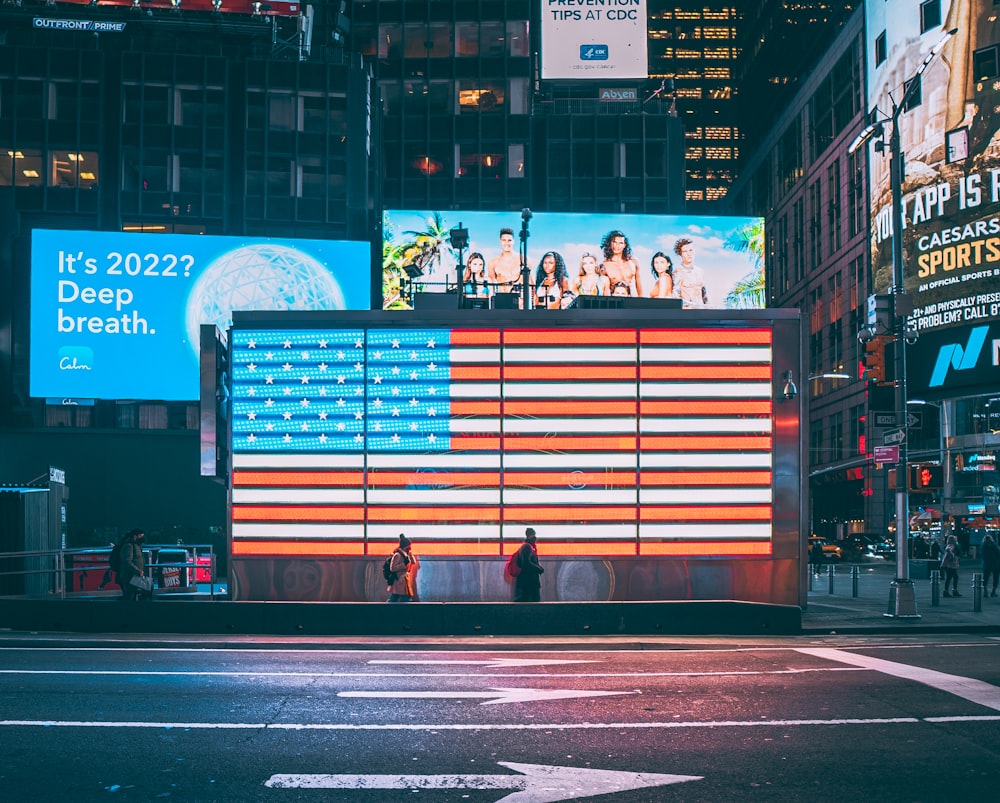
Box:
(909, 464), (943, 491)
(862, 337), (886, 384)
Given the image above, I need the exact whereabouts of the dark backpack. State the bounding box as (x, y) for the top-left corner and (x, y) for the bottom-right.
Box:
(383, 555), (398, 584)
(109, 538), (126, 573)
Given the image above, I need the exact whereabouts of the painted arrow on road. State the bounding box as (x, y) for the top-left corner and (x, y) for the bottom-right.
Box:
(264, 761), (702, 802)
(337, 687), (636, 705)
(368, 659), (600, 668)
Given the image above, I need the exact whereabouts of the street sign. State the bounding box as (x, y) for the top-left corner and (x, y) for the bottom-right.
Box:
(884, 428), (906, 445)
(906, 410), (923, 429)
(874, 445), (899, 464)
(874, 413), (897, 427)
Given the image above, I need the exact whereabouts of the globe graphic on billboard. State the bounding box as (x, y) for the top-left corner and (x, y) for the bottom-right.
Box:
(185, 243), (348, 352)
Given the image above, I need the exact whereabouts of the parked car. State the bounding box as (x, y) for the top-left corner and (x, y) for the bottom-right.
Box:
(841, 534), (879, 559)
(871, 539), (896, 560)
(808, 536), (842, 561)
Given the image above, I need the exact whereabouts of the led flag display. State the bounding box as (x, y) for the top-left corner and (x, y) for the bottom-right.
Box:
(229, 326), (775, 557)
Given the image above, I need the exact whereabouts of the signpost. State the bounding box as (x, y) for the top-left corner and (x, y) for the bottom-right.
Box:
(883, 428), (906, 446)
(874, 445), (900, 464)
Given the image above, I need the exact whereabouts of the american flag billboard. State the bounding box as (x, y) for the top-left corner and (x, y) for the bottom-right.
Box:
(229, 321), (777, 560)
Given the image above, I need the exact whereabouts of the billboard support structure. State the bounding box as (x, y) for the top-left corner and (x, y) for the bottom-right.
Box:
(850, 27), (956, 619)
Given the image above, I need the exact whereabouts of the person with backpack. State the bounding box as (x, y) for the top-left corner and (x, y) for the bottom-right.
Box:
(513, 527), (544, 602)
(119, 528), (149, 601)
(98, 535), (125, 591)
(386, 533), (418, 603)
(940, 534), (961, 597)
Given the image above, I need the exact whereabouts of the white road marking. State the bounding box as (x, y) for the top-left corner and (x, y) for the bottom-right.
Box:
(796, 648), (1000, 711)
(0, 716), (952, 731)
(337, 688), (636, 705)
(368, 659), (600, 667)
(264, 762), (702, 802)
(0, 667), (865, 679)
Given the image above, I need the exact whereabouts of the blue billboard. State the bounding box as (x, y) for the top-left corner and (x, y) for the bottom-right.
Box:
(30, 229), (371, 401)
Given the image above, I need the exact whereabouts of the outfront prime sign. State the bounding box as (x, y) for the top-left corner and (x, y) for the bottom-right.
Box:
(540, 0), (648, 80)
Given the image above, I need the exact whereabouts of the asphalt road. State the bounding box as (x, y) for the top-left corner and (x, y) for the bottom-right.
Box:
(2, 636), (999, 801)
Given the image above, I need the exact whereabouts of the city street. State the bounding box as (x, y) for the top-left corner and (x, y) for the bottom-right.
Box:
(1, 637), (998, 801)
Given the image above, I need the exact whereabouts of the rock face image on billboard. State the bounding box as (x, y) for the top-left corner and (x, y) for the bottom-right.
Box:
(865, 1), (1000, 337)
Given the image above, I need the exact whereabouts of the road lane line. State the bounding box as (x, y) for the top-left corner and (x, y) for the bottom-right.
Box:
(796, 648), (1000, 711)
(0, 667), (866, 679)
(0, 716), (933, 731)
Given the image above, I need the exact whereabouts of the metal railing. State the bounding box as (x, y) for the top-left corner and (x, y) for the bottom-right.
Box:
(0, 544), (219, 600)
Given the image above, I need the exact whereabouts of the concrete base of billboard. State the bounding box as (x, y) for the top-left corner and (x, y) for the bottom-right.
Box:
(0, 598), (801, 637)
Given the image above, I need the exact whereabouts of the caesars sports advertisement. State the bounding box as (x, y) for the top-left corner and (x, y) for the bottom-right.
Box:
(29, 229), (370, 401)
(866, 1), (1000, 338)
(540, 0), (648, 80)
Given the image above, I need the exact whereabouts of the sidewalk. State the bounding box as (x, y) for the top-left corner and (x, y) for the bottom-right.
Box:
(801, 561), (1000, 634)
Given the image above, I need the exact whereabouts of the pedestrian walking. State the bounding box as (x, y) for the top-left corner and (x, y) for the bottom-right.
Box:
(386, 533), (419, 603)
(119, 528), (150, 601)
(809, 540), (824, 576)
(940, 534), (961, 597)
(981, 533), (1000, 598)
(513, 527), (544, 602)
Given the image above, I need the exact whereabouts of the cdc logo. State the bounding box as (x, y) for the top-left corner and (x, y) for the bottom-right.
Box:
(580, 45), (609, 61)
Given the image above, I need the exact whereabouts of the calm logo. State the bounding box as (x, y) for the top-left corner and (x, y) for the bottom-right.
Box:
(58, 346), (94, 372)
(580, 45), (609, 61)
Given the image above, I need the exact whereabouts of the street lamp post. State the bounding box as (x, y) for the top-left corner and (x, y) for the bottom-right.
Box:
(848, 28), (956, 618)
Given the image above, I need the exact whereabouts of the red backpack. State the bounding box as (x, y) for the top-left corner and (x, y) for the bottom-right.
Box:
(504, 548), (521, 578)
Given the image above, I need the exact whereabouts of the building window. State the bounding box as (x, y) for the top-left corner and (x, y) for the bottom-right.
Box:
(0, 149), (43, 186)
(848, 148), (865, 238)
(920, 0), (941, 34)
(829, 412), (844, 463)
(827, 158), (841, 253)
(973, 45), (999, 81)
(809, 180), (822, 267)
(49, 150), (99, 189)
(875, 31), (887, 67)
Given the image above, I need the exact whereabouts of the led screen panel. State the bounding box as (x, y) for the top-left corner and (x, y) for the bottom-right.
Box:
(383, 210), (765, 311)
(40, 0), (301, 16)
(30, 229), (370, 401)
(229, 323), (775, 558)
(540, 0), (648, 80)
(864, 1), (1000, 336)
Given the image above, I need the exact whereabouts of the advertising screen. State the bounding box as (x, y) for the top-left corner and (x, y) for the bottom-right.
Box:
(383, 210), (764, 311)
(865, 1), (1000, 337)
(228, 322), (776, 559)
(40, 0), (301, 16)
(540, 0), (648, 80)
(30, 229), (370, 401)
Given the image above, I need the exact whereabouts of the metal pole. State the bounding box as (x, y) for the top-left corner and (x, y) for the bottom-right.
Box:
(827, 564), (835, 594)
(973, 572), (983, 613)
(885, 108), (919, 619)
(930, 569), (940, 606)
(851, 565), (859, 598)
